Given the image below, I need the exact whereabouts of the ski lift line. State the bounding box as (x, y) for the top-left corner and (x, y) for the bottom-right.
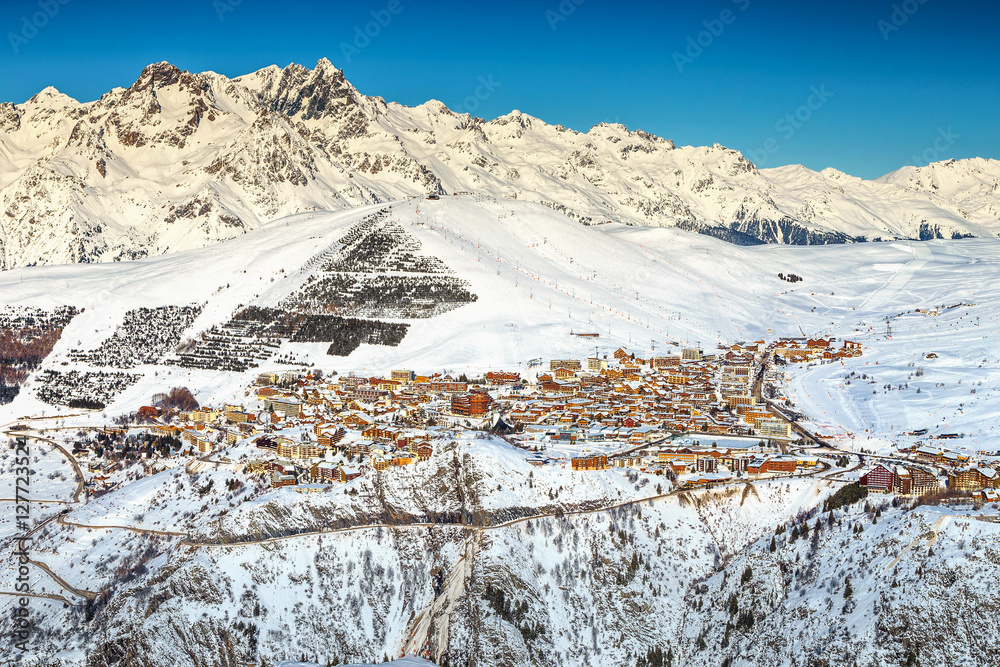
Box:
(417, 206), (680, 340)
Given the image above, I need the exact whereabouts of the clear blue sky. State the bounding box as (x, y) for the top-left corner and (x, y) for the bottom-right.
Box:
(0, 0), (997, 178)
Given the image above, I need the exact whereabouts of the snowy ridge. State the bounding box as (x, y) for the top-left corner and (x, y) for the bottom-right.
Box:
(1, 59), (999, 269)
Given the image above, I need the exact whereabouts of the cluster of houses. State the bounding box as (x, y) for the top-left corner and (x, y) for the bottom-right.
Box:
(505, 342), (800, 447)
(221, 370), (483, 487)
(128, 336), (858, 491)
(611, 444), (815, 488)
(859, 448), (1000, 498)
(771, 337), (863, 363)
(147, 368), (532, 488)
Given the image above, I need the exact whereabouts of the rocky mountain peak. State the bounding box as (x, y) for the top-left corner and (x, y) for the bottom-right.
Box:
(0, 102), (21, 132)
(26, 86), (79, 107)
(129, 62), (186, 92)
(240, 59), (360, 123)
(313, 56), (340, 74)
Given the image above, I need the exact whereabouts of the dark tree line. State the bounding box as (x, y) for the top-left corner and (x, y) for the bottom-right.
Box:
(823, 482), (868, 513)
(634, 646), (674, 667)
(173, 302), (410, 370)
(324, 318), (409, 356)
(227, 306), (409, 356)
(35, 370), (138, 409)
(70, 305), (201, 368)
(171, 316), (280, 372)
(169, 210), (476, 371)
(292, 273), (477, 318)
(322, 214), (449, 274)
(0, 306), (79, 404)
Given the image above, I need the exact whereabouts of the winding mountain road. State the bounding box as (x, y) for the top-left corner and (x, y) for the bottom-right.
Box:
(3, 428), (86, 503)
(0, 590), (81, 605)
(56, 514), (188, 537)
(26, 558), (97, 601)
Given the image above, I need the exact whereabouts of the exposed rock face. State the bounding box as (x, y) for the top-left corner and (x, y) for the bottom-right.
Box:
(1, 59), (998, 269)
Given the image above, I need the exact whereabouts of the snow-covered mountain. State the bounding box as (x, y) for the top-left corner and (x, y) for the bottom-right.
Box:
(2, 59), (998, 269)
(2, 196), (999, 665)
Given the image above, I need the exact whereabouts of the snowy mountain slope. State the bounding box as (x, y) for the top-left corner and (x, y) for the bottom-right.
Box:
(46, 432), (665, 546)
(785, 293), (1000, 455)
(277, 661), (435, 667)
(8, 442), (997, 667)
(678, 502), (1000, 667)
(0, 195), (998, 452)
(1, 59), (998, 269)
(0, 438), (76, 501)
(200, 433), (666, 544)
(762, 162), (998, 241)
(2, 198), (999, 665)
(1, 437), (837, 666)
(879, 157), (1000, 224)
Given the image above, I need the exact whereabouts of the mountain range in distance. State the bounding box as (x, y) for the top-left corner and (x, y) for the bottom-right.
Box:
(1, 58), (998, 270)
